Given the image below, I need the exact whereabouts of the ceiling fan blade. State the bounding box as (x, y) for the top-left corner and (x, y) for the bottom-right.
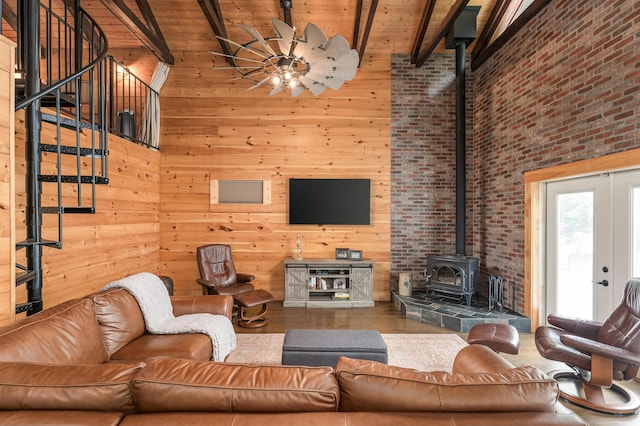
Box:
(290, 86), (306, 97)
(306, 48), (359, 82)
(298, 75), (328, 96)
(329, 49), (360, 81)
(319, 34), (351, 59)
(269, 85), (283, 96)
(272, 19), (295, 56)
(238, 23), (278, 57)
(293, 23), (328, 59)
(304, 73), (344, 90)
(210, 50), (265, 66)
(246, 75), (272, 91)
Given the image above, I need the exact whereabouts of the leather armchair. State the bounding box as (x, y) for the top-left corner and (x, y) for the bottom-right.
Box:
(535, 278), (640, 415)
(196, 244), (255, 296)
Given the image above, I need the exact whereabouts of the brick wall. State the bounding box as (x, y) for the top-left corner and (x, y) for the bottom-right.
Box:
(391, 0), (640, 313)
(390, 52), (475, 291)
(472, 0), (639, 313)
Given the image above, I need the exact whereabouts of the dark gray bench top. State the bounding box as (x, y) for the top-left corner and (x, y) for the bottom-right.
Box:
(283, 329), (387, 353)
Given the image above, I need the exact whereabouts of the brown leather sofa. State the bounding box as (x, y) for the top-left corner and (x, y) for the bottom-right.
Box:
(0, 283), (587, 425)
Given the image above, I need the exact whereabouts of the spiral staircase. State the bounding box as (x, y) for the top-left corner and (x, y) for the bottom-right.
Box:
(11, 0), (110, 315)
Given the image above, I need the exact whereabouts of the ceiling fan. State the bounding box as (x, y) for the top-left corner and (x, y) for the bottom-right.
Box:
(210, 0), (359, 97)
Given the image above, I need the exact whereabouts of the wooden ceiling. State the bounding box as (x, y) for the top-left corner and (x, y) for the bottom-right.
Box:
(1, 0), (551, 71)
(78, 0), (547, 67)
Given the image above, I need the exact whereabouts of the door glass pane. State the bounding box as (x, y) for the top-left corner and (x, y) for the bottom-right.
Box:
(557, 191), (594, 319)
(634, 187), (640, 277)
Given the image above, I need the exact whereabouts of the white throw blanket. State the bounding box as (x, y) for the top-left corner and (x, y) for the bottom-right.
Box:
(102, 272), (236, 361)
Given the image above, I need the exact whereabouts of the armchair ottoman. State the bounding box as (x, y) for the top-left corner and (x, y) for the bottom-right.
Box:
(233, 289), (274, 328)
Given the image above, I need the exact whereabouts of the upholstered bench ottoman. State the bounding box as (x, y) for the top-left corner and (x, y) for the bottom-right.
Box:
(467, 323), (520, 354)
(282, 329), (388, 368)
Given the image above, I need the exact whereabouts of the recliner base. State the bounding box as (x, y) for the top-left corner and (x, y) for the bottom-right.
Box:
(551, 369), (640, 415)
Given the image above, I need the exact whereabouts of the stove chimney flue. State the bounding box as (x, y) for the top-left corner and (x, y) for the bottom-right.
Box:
(446, 6), (479, 256)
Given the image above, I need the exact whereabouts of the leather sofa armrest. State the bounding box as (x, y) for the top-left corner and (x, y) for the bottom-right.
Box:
(560, 334), (640, 365)
(171, 295), (234, 320)
(237, 273), (255, 283)
(548, 314), (601, 340)
(452, 345), (515, 374)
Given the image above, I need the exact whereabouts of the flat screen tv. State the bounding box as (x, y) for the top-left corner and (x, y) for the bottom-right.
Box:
(289, 178), (371, 225)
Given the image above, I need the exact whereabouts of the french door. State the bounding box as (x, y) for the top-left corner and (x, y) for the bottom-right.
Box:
(545, 169), (640, 322)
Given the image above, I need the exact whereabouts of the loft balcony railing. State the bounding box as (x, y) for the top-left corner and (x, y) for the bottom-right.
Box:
(107, 57), (156, 148)
(10, 0), (157, 149)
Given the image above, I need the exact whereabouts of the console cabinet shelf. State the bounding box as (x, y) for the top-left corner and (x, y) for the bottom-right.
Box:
(284, 259), (374, 308)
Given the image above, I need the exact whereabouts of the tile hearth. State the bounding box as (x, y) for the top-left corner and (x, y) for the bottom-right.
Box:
(392, 291), (531, 333)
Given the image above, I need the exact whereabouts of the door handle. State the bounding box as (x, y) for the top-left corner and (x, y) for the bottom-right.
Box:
(594, 279), (609, 287)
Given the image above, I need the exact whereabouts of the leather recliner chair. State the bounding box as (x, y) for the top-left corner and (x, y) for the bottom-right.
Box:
(535, 278), (640, 414)
(196, 244), (255, 296)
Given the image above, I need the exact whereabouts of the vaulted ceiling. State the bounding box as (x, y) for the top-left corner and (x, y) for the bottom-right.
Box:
(1, 0), (550, 71)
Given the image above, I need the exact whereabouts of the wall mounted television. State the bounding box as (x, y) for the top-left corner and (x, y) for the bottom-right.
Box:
(289, 178), (371, 225)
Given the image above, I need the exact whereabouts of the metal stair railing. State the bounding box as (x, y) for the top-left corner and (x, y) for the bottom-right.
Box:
(14, 0), (109, 315)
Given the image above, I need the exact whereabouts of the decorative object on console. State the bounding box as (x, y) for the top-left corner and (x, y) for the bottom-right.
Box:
(295, 233), (303, 261)
(349, 249), (363, 261)
(209, 0), (358, 97)
(335, 248), (349, 259)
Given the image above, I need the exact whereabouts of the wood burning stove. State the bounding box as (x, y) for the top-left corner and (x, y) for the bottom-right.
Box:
(424, 9), (481, 308)
(426, 254), (479, 307)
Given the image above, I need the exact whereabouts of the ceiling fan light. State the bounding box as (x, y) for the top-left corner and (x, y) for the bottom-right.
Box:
(212, 16), (357, 96)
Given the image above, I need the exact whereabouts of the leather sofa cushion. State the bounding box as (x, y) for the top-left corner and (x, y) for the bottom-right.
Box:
(0, 362), (145, 413)
(110, 333), (212, 362)
(119, 412), (587, 426)
(335, 356), (559, 412)
(93, 289), (146, 356)
(133, 359), (339, 412)
(0, 297), (108, 364)
(0, 411), (125, 426)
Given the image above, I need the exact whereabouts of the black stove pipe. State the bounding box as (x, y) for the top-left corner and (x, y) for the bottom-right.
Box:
(455, 40), (467, 256)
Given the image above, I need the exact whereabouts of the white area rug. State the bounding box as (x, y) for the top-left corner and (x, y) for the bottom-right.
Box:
(226, 333), (467, 372)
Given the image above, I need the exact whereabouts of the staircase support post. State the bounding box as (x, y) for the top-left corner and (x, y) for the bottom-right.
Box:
(23, 0), (43, 315)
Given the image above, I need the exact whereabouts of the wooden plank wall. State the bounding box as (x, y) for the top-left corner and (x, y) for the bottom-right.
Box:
(159, 51), (392, 300)
(0, 36), (16, 327)
(12, 111), (161, 318)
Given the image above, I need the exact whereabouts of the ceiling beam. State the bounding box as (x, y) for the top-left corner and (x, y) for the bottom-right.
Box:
(414, 0), (470, 68)
(471, 0), (553, 70)
(471, 0), (510, 61)
(197, 0), (233, 61)
(352, 0), (364, 51)
(1, 1), (18, 32)
(352, 0), (379, 65)
(99, 0), (174, 64)
(410, 0), (437, 64)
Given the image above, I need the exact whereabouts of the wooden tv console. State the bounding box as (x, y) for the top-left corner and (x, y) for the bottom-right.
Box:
(283, 258), (374, 308)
